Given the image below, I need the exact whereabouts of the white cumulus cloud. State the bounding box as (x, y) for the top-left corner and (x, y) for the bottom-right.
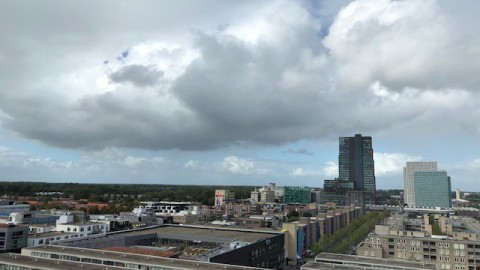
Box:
(374, 152), (422, 176)
(217, 156), (257, 175)
(322, 162), (338, 178)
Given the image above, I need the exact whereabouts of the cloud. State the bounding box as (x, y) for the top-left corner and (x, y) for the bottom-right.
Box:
(184, 159), (199, 169)
(0, 145), (75, 170)
(217, 156), (258, 175)
(0, 0), (479, 153)
(290, 167), (322, 177)
(286, 148), (314, 155)
(122, 156), (146, 167)
(453, 158), (480, 171)
(322, 162), (337, 178)
(373, 152), (422, 176)
(109, 64), (163, 87)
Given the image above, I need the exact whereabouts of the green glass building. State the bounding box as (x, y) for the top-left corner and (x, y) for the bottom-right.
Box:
(284, 186), (311, 204)
(414, 171), (451, 208)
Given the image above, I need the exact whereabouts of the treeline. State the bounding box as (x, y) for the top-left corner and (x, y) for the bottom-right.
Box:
(0, 182), (254, 206)
(312, 211), (389, 254)
(375, 190), (403, 204)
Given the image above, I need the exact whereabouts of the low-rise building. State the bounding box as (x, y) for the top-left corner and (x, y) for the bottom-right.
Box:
(0, 224), (28, 252)
(301, 252), (436, 270)
(282, 205), (361, 264)
(18, 245), (269, 270)
(55, 222), (109, 236)
(136, 201), (206, 224)
(0, 200), (30, 214)
(215, 190), (235, 206)
(0, 253), (126, 270)
(52, 224), (285, 269)
(27, 231), (79, 247)
(4, 211), (60, 225)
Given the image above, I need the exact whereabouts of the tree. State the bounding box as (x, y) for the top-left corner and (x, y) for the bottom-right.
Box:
(387, 198), (399, 205)
(312, 211), (389, 255)
(287, 210), (299, 222)
(88, 206), (100, 214)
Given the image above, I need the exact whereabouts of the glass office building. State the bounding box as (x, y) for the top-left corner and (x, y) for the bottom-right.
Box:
(414, 171), (451, 208)
(338, 134), (376, 205)
(321, 178), (354, 205)
(403, 161), (438, 207)
(284, 186), (311, 204)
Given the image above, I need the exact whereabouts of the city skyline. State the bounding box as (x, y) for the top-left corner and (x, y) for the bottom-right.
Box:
(1, 1), (480, 190)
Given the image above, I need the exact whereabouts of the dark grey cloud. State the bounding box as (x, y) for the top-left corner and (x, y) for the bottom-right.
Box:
(110, 65), (163, 87)
(286, 148), (314, 156)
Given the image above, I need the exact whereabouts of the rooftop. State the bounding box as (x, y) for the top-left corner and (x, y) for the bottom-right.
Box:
(28, 231), (76, 239)
(0, 253), (126, 270)
(315, 253), (437, 270)
(23, 245), (267, 270)
(29, 224), (53, 228)
(102, 246), (181, 258)
(123, 224), (281, 243)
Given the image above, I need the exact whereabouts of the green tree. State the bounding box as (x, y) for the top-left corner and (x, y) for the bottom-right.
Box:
(88, 206), (100, 214)
(312, 211), (389, 255)
(287, 210), (299, 222)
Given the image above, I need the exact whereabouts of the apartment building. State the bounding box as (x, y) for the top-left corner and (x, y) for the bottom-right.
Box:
(282, 205), (361, 264)
(357, 213), (480, 270)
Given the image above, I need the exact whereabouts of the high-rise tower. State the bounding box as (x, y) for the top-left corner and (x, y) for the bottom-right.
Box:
(338, 134), (376, 205)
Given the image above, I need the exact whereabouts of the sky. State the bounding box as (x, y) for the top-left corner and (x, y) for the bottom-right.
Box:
(1, 0), (480, 191)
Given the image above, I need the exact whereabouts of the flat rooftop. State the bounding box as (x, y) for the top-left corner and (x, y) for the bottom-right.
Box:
(123, 225), (281, 243)
(29, 224), (52, 227)
(302, 261), (382, 270)
(23, 245), (267, 270)
(0, 253), (125, 270)
(316, 253), (436, 269)
(141, 201), (191, 205)
(28, 231), (77, 238)
(102, 246), (181, 258)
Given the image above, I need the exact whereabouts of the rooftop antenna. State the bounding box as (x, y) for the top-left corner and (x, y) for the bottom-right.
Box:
(356, 120), (361, 135)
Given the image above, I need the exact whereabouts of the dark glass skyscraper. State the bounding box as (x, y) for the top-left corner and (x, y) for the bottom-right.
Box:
(338, 134), (376, 205)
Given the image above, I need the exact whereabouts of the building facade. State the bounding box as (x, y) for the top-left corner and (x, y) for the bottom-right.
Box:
(284, 187), (311, 205)
(320, 178), (354, 205)
(338, 134), (376, 205)
(215, 190), (235, 207)
(404, 161), (438, 207)
(0, 224), (28, 252)
(19, 245), (269, 270)
(282, 206), (361, 264)
(51, 225), (284, 269)
(0, 200), (30, 215)
(302, 252), (436, 270)
(414, 171), (452, 208)
(357, 213), (480, 270)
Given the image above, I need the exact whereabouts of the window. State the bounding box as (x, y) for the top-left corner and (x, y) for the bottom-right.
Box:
(103, 260), (114, 266)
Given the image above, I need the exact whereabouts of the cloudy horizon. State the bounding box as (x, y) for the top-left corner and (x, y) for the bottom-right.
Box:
(1, 0), (480, 191)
